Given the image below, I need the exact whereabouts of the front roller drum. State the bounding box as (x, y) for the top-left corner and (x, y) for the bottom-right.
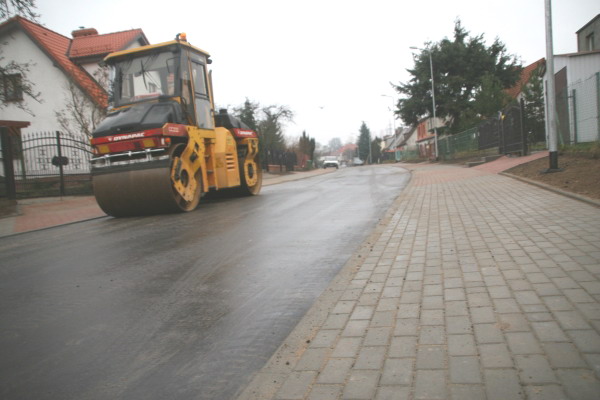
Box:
(92, 146), (202, 217)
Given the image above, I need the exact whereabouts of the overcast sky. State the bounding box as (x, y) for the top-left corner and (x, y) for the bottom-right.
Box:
(34, 0), (599, 146)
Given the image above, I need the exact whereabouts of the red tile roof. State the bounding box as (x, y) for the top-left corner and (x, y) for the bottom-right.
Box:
(69, 28), (147, 60)
(506, 58), (545, 99)
(334, 143), (357, 157)
(0, 17), (147, 109)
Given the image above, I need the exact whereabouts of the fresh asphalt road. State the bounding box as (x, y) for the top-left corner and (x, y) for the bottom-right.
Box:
(0, 165), (410, 400)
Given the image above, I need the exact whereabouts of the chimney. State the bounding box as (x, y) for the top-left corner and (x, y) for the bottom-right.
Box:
(72, 27), (98, 38)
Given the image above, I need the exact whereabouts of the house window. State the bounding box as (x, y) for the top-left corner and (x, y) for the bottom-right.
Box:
(586, 33), (595, 51)
(2, 74), (23, 102)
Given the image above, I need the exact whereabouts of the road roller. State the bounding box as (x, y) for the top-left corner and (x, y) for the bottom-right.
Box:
(90, 33), (262, 217)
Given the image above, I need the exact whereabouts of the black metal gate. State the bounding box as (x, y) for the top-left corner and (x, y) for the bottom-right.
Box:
(14, 131), (93, 197)
(478, 118), (500, 150)
(476, 103), (527, 156)
(499, 104), (527, 155)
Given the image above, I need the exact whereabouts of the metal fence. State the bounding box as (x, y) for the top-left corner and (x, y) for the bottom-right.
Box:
(438, 104), (528, 161)
(393, 146), (420, 162)
(398, 69), (600, 162)
(438, 127), (479, 159)
(6, 131), (93, 198)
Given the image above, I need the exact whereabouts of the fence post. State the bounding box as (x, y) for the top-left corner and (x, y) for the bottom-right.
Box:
(572, 89), (578, 144)
(520, 99), (528, 156)
(498, 113), (505, 154)
(56, 131), (65, 196)
(0, 128), (17, 200)
(596, 72), (600, 141)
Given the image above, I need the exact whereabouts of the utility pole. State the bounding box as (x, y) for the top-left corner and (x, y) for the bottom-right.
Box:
(544, 0), (560, 171)
(381, 94), (396, 134)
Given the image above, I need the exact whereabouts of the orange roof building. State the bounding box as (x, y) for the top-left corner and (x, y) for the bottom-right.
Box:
(506, 58), (545, 100)
(0, 16), (148, 132)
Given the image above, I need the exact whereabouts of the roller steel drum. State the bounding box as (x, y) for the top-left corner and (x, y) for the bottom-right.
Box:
(92, 160), (201, 217)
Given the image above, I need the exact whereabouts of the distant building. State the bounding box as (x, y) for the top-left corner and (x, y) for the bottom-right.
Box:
(506, 58), (545, 102)
(577, 14), (600, 52)
(415, 117), (444, 160)
(383, 126), (418, 161)
(544, 14), (600, 145)
(335, 143), (358, 163)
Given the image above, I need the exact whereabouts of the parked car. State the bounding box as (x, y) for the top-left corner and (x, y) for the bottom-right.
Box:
(322, 156), (339, 169)
(352, 157), (364, 166)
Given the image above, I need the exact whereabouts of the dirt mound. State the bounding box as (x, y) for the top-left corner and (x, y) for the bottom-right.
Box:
(505, 154), (600, 200)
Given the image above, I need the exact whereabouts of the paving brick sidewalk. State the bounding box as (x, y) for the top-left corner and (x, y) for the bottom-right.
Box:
(238, 163), (600, 400)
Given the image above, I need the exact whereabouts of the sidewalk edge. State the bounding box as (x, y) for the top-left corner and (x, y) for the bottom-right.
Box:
(500, 172), (600, 208)
(235, 169), (414, 400)
(263, 168), (336, 186)
(0, 215), (108, 239)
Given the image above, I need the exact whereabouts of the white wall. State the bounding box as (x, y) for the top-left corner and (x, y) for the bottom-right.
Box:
(545, 53), (600, 143)
(81, 62), (101, 80)
(0, 29), (74, 136)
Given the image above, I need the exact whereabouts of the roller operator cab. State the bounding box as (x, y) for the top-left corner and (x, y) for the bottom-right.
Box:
(90, 34), (262, 217)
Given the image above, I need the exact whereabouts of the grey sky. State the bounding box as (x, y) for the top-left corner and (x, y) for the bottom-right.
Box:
(35, 0), (599, 146)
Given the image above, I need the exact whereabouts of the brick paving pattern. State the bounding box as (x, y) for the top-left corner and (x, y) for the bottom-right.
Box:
(2, 159), (599, 399)
(240, 163), (600, 400)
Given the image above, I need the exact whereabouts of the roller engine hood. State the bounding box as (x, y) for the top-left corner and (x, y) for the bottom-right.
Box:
(92, 100), (184, 138)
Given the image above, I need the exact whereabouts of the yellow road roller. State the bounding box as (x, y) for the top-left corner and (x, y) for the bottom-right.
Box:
(90, 34), (262, 217)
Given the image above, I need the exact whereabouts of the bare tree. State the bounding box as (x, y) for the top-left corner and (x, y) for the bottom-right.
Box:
(0, 50), (41, 114)
(0, 0), (41, 113)
(55, 67), (108, 138)
(0, 0), (39, 20)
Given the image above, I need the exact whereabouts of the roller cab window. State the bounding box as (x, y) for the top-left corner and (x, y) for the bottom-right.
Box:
(190, 61), (213, 129)
(111, 51), (178, 107)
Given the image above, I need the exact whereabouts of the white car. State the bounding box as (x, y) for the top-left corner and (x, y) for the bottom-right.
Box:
(322, 156), (339, 169)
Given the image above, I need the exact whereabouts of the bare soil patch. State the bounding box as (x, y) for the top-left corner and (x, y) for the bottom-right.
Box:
(505, 154), (600, 200)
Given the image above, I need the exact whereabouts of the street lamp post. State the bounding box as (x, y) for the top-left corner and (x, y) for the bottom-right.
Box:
(544, 0), (559, 171)
(410, 46), (438, 160)
(381, 94), (396, 135)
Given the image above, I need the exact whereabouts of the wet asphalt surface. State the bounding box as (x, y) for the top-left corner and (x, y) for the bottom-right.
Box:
(0, 165), (410, 400)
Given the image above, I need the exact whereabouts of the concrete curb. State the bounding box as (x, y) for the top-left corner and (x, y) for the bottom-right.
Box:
(0, 215), (109, 239)
(262, 168), (336, 186)
(500, 172), (600, 208)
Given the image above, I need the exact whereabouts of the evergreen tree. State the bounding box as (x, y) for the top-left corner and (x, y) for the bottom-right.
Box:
(234, 98), (259, 131)
(473, 73), (512, 120)
(258, 105), (292, 153)
(357, 122), (371, 163)
(395, 20), (521, 134)
(233, 99), (293, 167)
(370, 137), (382, 164)
(522, 64), (546, 144)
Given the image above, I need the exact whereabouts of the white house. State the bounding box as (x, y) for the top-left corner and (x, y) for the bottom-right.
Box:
(0, 16), (149, 134)
(0, 16), (148, 198)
